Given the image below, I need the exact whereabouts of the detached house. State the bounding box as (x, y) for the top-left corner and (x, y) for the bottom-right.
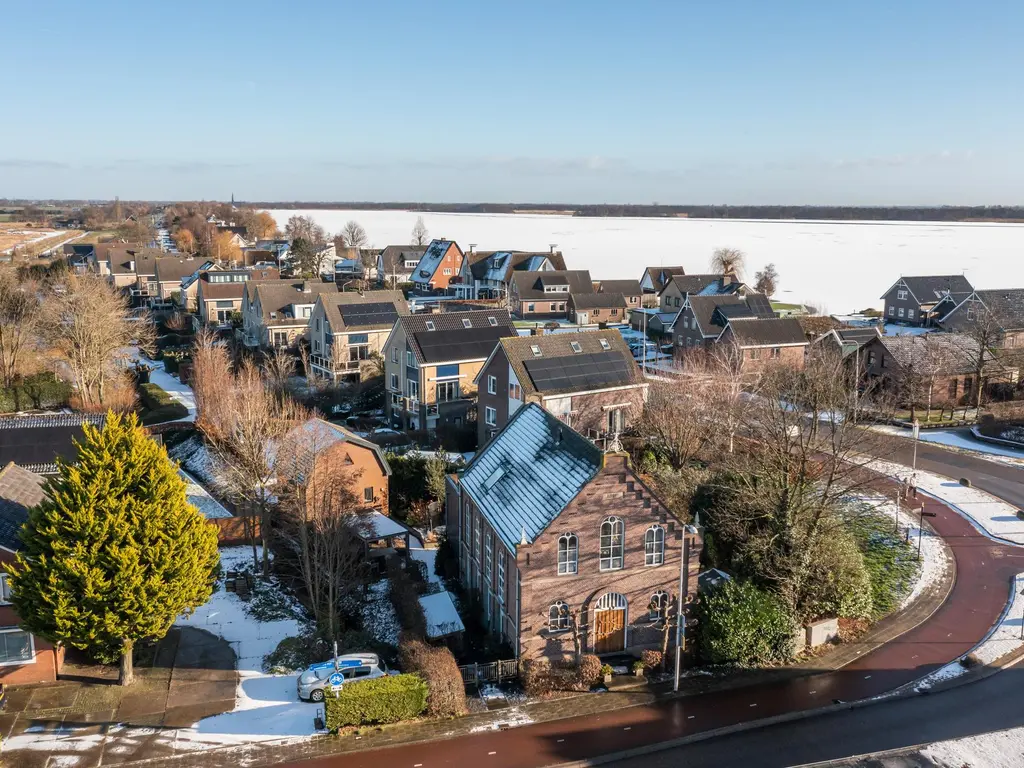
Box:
(376, 245), (429, 287)
(308, 290), (409, 382)
(194, 268), (279, 328)
(456, 250), (567, 300)
(673, 293), (775, 351)
(383, 310), (517, 432)
(880, 275), (974, 327)
(567, 293), (629, 325)
(412, 239), (465, 293)
(939, 289), (1024, 348)
(475, 331), (646, 446)
(241, 280), (337, 349)
(446, 404), (702, 662)
(658, 274), (748, 314)
(105, 246), (162, 300)
(595, 279), (643, 311)
(720, 318), (809, 372)
(640, 266), (686, 301)
(509, 270), (594, 321)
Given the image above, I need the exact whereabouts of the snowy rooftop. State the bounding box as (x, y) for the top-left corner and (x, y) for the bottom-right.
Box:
(418, 591), (464, 638)
(356, 510), (408, 540)
(181, 469), (231, 519)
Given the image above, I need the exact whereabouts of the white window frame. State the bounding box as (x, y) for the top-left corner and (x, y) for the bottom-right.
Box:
(644, 525), (665, 567)
(485, 406), (497, 426)
(888, 306), (895, 316)
(487, 375), (497, 395)
(462, 318), (472, 328)
(898, 307), (905, 318)
(0, 627), (34, 667)
(391, 346), (398, 363)
(488, 316), (498, 326)
(497, 549), (505, 608)
(0, 574), (10, 605)
(390, 373), (398, 390)
(600, 516), (624, 571)
(548, 601), (570, 632)
(907, 309), (915, 319)
(649, 590), (668, 622)
(557, 533), (578, 575)
(897, 289), (908, 300)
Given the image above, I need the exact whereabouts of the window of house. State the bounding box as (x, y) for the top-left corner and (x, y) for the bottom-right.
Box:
(964, 377), (973, 396)
(645, 525), (665, 566)
(967, 307), (976, 321)
(485, 406), (497, 426)
(888, 307), (895, 316)
(593, 309), (601, 318)
(881, 355), (888, 369)
(0, 574), (11, 604)
(443, 268), (452, 276)
(771, 347), (781, 359)
(649, 590), (669, 621)
(474, 515), (481, 562)
(392, 346), (398, 363)
(674, 297), (681, 307)
(868, 351), (876, 366)
(407, 379), (419, 400)
(527, 303), (535, 312)
(599, 338), (610, 350)
(608, 408), (624, 434)
(314, 340), (321, 353)
(898, 307), (905, 318)
(406, 350), (415, 367)
(908, 309), (915, 319)
(390, 373), (398, 390)
(948, 378), (958, 398)
(548, 601), (570, 632)
(273, 332), (288, 347)
(487, 375), (497, 395)
(898, 290), (908, 300)
(509, 382), (522, 399)
(600, 517), (624, 571)
(550, 303), (557, 312)
(497, 549), (505, 609)
(488, 316), (498, 326)
(530, 345), (542, 357)
(425, 321), (436, 331)
(750, 349), (761, 360)
(629, 296), (637, 304)
(558, 302), (565, 311)
(363, 487), (374, 503)
(462, 318), (472, 328)
(570, 341), (583, 354)
(0, 628), (33, 665)
(558, 533), (578, 575)
(484, 530), (493, 583)
(436, 380), (460, 402)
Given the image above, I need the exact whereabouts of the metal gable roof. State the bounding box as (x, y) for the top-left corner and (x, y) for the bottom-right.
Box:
(461, 404), (601, 552)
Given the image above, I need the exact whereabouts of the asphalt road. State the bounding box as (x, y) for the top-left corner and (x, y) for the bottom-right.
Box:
(605, 664), (1024, 768)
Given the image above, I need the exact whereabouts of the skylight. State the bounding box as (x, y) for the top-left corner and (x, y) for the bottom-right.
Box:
(484, 466), (507, 490)
(425, 321), (435, 331)
(531, 345), (542, 357)
(599, 338), (610, 350)
(488, 316), (498, 326)
(462, 319), (472, 328)
(570, 341), (583, 353)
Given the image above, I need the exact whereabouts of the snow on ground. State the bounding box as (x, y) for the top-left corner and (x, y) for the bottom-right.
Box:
(468, 707), (535, 733)
(362, 579), (400, 647)
(882, 323), (935, 336)
(872, 425), (1024, 466)
(270, 209), (1024, 315)
(126, 347), (196, 422)
(181, 468), (232, 519)
(419, 591), (465, 639)
(921, 724), (1024, 767)
(868, 459), (1024, 545)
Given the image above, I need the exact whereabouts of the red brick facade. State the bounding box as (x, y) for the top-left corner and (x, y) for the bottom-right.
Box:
(0, 549), (63, 684)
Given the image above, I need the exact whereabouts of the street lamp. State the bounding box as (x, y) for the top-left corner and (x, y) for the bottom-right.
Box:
(912, 419), (920, 473)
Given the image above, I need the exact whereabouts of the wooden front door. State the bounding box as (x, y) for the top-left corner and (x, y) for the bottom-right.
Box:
(594, 609), (626, 654)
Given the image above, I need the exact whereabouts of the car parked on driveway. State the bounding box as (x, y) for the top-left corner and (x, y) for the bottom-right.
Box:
(297, 653), (390, 702)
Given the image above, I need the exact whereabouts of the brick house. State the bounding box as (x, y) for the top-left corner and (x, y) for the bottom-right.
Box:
(879, 275), (973, 327)
(241, 279), (337, 349)
(376, 245), (429, 287)
(509, 270), (594, 321)
(672, 293), (775, 352)
(639, 266), (686, 303)
(411, 239), (465, 292)
(193, 267), (280, 328)
(657, 273), (748, 314)
(152, 257), (216, 307)
(567, 292), (629, 325)
(595, 279), (643, 312)
(307, 290), (409, 382)
(475, 331), (646, 447)
(939, 289), (1024, 349)
(383, 310), (518, 432)
(446, 404), (702, 662)
(0, 462), (64, 684)
(718, 318), (809, 372)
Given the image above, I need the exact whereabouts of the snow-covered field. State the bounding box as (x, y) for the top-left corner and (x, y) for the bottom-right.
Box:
(922, 723), (1024, 767)
(269, 209), (1024, 315)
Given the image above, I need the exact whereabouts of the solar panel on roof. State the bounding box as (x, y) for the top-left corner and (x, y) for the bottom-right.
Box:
(523, 351), (634, 392)
(337, 301), (400, 328)
(414, 327), (509, 363)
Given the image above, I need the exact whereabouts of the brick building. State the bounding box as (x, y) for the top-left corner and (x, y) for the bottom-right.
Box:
(939, 288), (1024, 349)
(567, 292), (629, 325)
(672, 293), (775, 352)
(509, 270), (594, 321)
(411, 239), (465, 292)
(475, 331), (646, 447)
(718, 317), (809, 372)
(446, 404), (701, 662)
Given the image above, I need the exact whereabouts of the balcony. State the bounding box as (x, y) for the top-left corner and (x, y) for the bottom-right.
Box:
(309, 355), (362, 373)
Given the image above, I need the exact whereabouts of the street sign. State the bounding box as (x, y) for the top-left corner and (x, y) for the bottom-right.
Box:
(328, 672), (345, 690)
(921, 511), (937, 518)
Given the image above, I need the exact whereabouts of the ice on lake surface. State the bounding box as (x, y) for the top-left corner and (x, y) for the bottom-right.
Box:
(271, 209), (1024, 316)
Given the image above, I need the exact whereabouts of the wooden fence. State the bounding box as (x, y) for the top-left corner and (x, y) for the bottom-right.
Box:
(458, 659), (519, 687)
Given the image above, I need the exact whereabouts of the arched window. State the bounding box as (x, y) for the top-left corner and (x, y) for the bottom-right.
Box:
(557, 533), (578, 575)
(649, 590), (669, 621)
(645, 525), (665, 567)
(600, 517), (624, 571)
(548, 601), (570, 632)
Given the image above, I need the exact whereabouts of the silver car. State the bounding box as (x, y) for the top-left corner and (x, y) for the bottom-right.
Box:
(297, 653), (389, 702)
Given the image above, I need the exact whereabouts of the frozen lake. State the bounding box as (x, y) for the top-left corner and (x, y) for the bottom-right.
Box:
(269, 209), (1024, 315)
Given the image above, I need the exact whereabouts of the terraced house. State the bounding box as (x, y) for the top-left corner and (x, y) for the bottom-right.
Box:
(455, 249), (567, 300)
(193, 267), (280, 328)
(939, 288), (1024, 348)
(307, 290), (409, 382)
(445, 404), (702, 662)
(383, 310), (517, 433)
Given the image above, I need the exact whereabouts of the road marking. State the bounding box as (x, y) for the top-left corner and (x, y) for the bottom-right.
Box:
(864, 675), (872, 679)
(749, 703), (757, 707)
(623, 727), (631, 731)
(687, 715), (695, 719)
(557, 739), (565, 743)
(414, 764), (423, 767)
(809, 690), (816, 694)
(488, 752), (496, 756)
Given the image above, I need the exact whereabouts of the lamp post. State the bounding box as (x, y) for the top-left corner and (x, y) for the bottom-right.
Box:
(673, 533), (691, 692)
(912, 418), (920, 472)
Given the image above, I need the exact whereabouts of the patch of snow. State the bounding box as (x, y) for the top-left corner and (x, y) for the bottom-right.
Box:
(468, 708), (535, 733)
(419, 591), (465, 638)
(181, 468), (232, 519)
(362, 579), (400, 647)
(125, 346), (196, 422)
(921, 724), (1024, 767)
(882, 323), (935, 337)
(409, 548), (441, 587)
(868, 460), (1024, 545)
(479, 684), (505, 701)
(357, 510), (407, 539)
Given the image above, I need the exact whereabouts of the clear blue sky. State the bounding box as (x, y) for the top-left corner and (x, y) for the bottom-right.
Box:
(2, 0), (1022, 204)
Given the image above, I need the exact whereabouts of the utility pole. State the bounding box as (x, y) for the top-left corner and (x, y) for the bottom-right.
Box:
(912, 419), (920, 472)
(673, 534), (690, 692)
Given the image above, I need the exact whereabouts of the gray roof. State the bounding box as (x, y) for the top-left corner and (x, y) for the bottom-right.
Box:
(461, 404), (601, 552)
(319, 290), (409, 332)
(642, 266), (686, 292)
(154, 257), (214, 284)
(246, 280), (337, 324)
(837, 327), (882, 345)
(970, 289), (1024, 331)
(875, 333), (982, 375)
(687, 294), (773, 337)
(511, 270), (594, 300)
(727, 317), (807, 347)
(468, 251), (566, 282)
(0, 462), (45, 551)
(379, 245), (429, 276)
(0, 413), (105, 474)
(597, 279), (642, 296)
(399, 310), (517, 364)
(496, 331), (642, 397)
(667, 274), (746, 297)
(884, 275), (974, 303)
(106, 246), (162, 276)
(571, 292), (628, 309)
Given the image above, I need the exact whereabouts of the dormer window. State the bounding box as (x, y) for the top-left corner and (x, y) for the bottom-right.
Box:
(570, 341), (582, 354)
(531, 345), (542, 357)
(488, 316), (498, 326)
(425, 321), (435, 331)
(599, 338), (610, 350)
(462, 319), (472, 328)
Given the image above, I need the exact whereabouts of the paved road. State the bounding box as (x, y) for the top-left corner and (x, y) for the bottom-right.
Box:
(280, 462), (1024, 768)
(605, 664), (1024, 768)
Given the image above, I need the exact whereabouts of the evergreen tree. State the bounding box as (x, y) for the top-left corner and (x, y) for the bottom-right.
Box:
(7, 412), (219, 685)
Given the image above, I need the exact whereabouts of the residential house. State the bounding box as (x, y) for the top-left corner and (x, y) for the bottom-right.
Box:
(308, 290), (409, 382)
(63, 243), (96, 273)
(567, 292), (629, 325)
(104, 245), (161, 298)
(474, 331), (646, 447)
(216, 225), (251, 249)
(639, 266), (686, 302)
(939, 289), (1024, 348)
(0, 463), (64, 683)
(509, 270), (594, 321)
(383, 310), (517, 432)
(376, 245), (429, 287)
(276, 419), (392, 515)
(812, 327), (882, 361)
(629, 308), (679, 339)
(718, 318), (809, 372)
(595, 279), (643, 312)
(241, 280), (337, 349)
(455, 249), (567, 300)
(152, 257), (216, 307)
(411, 239), (465, 292)
(657, 274), (748, 314)
(672, 293), (775, 352)
(859, 333), (995, 406)
(879, 275), (974, 327)
(333, 247), (371, 283)
(194, 268), (279, 327)
(445, 403), (702, 662)
(254, 239), (291, 265)
(0, 413), (107, 474)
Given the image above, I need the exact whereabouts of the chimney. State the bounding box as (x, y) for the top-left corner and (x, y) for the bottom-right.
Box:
(128, 260), (135, 272)
(722, 272), (734, 286)
(555, 427), (563, 445)
(469, 244), (477, 255)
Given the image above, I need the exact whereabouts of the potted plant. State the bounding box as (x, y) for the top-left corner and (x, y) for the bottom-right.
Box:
(601, 664), (614, 684)
(632, 660), (645, 677)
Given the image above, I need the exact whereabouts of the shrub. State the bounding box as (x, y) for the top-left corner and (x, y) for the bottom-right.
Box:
(697, 580), (796, 667)
(577, 654), (602, 688)
(632, 660), (645, 674)
(399, 636), (467, 718)
(800, 527), (873, 622)
(323, 673), (428, 729)
(387, 560), (427, 639)
(138, 382), (189, 424)
(0, 372), (72, 413)
(641, 649), (663, 671)
(522, 659), (554, 697)
(600, 664), (614, 677)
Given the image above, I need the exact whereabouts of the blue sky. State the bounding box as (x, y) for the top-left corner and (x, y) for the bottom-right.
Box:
(1, 0), (1021, 204)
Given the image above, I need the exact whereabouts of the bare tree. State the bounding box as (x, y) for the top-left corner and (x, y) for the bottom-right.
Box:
(710, 248), (745, 279)
(753, 263), (779, 297)
(411, 217), (429, 246)
(339, 221), (368, 248)
(264, 345), (295, 404)
(47, 276), (155, 407)
(284, 215), (326, 247)
(955, 305), (1013, 410)
(0, 268), (42, 388)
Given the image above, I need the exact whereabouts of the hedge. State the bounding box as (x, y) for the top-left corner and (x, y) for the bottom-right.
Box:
(324, 673), (427, 729)
(138, 383), (189, 424)
(0, 373), (71, 413)
(697, 579), (796, 666)
(399, 636), (467, 718)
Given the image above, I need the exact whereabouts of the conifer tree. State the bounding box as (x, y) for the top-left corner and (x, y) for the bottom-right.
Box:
(7, 412), (220, 685)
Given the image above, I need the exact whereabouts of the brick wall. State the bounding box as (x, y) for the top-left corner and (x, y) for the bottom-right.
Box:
(0, 550), (62, 684)
(738, 344), (807, 373)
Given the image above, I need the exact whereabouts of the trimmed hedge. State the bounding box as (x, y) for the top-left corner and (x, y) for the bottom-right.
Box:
(324, 673), (427, 729)
(399, 636), (467, 718)
(138, 383), (189, 424)
(0, 373), (71, 413)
